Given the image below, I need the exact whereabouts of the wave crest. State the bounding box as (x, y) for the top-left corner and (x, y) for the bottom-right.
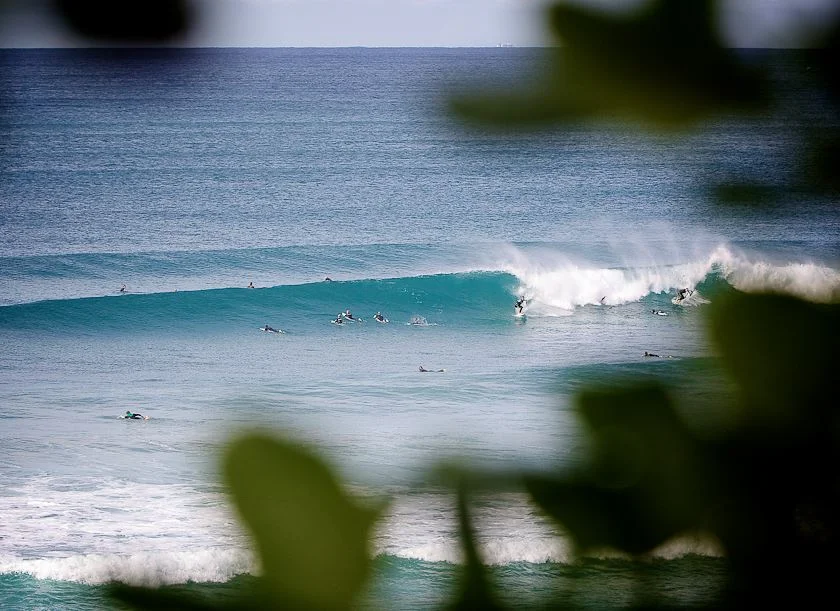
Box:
(503, 243), (840, 312)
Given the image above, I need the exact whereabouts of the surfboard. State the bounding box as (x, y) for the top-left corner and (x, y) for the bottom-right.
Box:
(672, 290), (694, 305)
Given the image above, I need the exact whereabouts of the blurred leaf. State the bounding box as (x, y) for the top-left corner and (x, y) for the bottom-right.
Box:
(526, 385), (712, 555)
(812, 19), (840, 103)
(106, 582), (251, 611)
(447, 479), (503, 611)
(449, 69), (592, 129)
(802, 133), (840, 195)
(707, 292), (840, 433)
(224, 434), (386, 610)
(713, 182), (783, 207)
(53, 0), (191, 42)
(701, 292), (840, 606)
(453, 0), (766, 130)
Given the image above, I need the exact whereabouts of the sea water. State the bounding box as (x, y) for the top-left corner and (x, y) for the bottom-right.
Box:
(1, 48), (838, 610)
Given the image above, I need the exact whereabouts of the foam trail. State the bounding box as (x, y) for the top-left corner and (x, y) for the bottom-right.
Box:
(375, 493), (724, 566)
(379, 539), (572, 565)
(377, 534), (723, 566)
(0, 550), (254, 586)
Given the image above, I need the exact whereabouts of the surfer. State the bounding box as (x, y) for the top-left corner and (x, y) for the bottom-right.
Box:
(344, 309), (356, 321)
(119, 284), (126, 293)
(248, 281), (255, 289)
(333, 313), (345, 324)
(262, 324), (279, 333)
(374, 312), (387, 323)
(644, 351), (660, 358)
(419, 366), (445, 372)
(600, 296), (606, 305)
(514, 296), (526, 315)
(124, 410), (146, 419)
(325, 277), (332, 282)
(676, 288), (691, 302)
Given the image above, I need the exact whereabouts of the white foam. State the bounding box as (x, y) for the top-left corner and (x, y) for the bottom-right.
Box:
(0, 549), (255, 586)
(0, 476), (253, 584)
(373, 492), (722, 566)
(376, 495), (723, 565)
(713, 246), (840, 302)
(496, 243), (840, 312)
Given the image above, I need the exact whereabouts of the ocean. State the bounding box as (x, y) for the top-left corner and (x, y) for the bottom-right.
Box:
(1, 48), (838, 610)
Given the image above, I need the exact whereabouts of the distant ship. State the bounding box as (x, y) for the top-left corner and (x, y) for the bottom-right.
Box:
(497, 43), (514, 48)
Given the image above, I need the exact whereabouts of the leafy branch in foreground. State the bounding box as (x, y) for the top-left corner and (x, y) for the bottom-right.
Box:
(517, 292), (840, 608)
(451, 0), (766, 130)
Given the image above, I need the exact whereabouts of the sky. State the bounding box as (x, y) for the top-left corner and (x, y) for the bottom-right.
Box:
(0, 0), (838, 48)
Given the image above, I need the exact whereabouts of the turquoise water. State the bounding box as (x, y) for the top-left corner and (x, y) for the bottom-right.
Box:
(1, 48), (838, 609)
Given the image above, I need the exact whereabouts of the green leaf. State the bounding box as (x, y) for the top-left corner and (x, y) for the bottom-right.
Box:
(707, 292), (840, 435)
(106, 583), (247, 611)
(526, 385), (712, 554)
(223, 434), (385, 610)
(53, 0), (191, 42)
(452, 0), (766, 130)
(447, 480), (503, 611)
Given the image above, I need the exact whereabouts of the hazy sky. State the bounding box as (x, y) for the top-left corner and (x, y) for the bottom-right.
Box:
(1, 0), (838, 48)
